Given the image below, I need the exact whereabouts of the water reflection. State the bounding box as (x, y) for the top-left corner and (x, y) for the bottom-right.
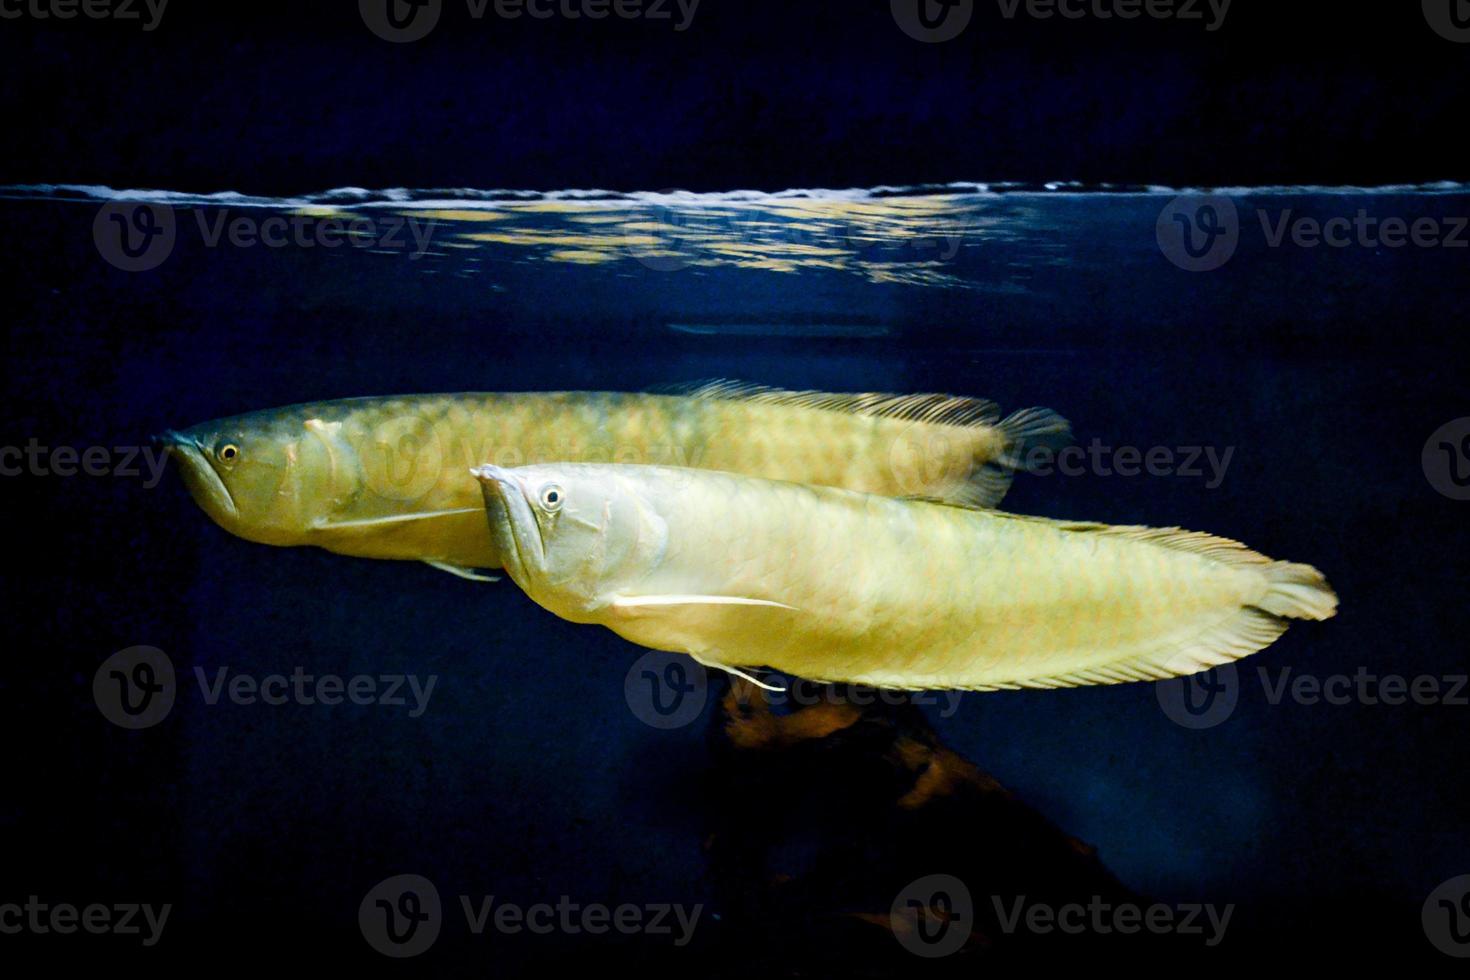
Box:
(400, 193), (1031, 286)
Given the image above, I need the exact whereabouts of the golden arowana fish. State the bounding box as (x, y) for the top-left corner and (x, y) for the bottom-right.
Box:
(472, 462), (1337, 690)
(159, 383), (1066, 579)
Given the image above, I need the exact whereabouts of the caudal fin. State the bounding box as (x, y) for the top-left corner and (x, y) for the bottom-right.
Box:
(1255, 561), (1339, 621)
(958, 406), (1072, 508)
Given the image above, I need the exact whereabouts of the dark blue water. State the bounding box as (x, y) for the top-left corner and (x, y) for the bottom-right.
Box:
(3, 184), (1467, 970)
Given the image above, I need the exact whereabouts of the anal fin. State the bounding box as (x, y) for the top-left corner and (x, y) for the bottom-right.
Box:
(424, 560), (500, 583)
(690, 652), (786, 692)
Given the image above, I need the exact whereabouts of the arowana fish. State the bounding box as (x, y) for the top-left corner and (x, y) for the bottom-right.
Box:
(159, 383), (1066, 579)
(472, 462), (1337, 690)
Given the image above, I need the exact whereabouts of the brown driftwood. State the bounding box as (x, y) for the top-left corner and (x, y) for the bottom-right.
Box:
(698, 678), (1171, 972)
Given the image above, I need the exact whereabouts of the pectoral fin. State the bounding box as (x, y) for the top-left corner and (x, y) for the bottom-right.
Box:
(423, 560), (500, 583)
(315, 507), (484, 531)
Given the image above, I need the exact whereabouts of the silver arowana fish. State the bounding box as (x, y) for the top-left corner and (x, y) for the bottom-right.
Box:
(472, 463), (1337, 691)
(158, 383), (1066, 579)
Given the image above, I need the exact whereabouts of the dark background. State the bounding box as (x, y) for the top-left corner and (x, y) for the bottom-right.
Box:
(2, 1), (1468, 193)
(3, 1), (1469, 974)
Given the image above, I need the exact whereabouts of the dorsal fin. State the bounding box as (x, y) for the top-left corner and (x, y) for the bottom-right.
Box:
(977, 513), (1296, 568)
(653, 379), (1002, 428)
(653, 379), (1071, 508)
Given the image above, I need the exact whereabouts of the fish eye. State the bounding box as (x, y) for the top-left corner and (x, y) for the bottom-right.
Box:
(538, 483), (565, 513)
(217, 443), (240, 465)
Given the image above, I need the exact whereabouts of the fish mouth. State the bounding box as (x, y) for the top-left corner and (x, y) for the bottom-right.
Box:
(471, 464), (544, 586)
(155, 430), (239, 524)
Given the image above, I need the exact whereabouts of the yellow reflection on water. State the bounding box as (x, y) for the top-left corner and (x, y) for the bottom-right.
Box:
(391, 194), (1008, 287)
(407, 209), (511, 223)
(546, 249), (620, 265)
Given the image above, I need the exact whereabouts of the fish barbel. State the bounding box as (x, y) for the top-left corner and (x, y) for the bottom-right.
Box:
(473, 463), (1337, 690)
(159, 383), (1066, 577)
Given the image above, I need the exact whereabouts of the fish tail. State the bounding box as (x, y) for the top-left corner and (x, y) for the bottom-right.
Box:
(1114, 558), (1338, 686)
(959, 406), (1072, 507)
(1255, 561), (1339, 621)
(996, 532), (1337, 690)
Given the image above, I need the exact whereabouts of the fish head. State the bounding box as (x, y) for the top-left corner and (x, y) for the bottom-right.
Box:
(158, 407), (364, 546)
(473, 463), (666, 619)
